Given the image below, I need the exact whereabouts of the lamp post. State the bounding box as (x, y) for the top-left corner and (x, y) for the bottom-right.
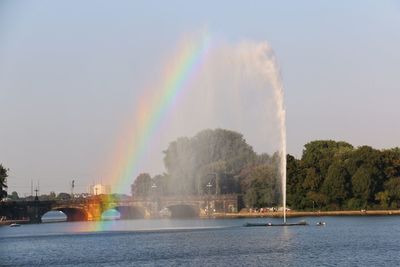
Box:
(206, 181), (212, 216)
(151, 183), (158, 218)
(71, 180), (75, 200)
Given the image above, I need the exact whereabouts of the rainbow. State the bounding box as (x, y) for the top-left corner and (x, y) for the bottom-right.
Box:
(109, 34), (212, 194)
(80, 34), (212, 232)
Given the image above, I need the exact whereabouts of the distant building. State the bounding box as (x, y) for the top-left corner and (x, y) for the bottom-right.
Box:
(90, 184), (111, 195)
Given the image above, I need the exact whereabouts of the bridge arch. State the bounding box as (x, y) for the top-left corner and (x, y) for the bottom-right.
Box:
(49, 207), (91, 222)
(101, 208), (121, 220)
(166, 204), (199, 218)
(41, 210), (67, 222)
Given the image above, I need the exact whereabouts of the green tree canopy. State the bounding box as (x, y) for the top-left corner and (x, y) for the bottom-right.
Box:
(322, 161), (351, 207)
(302, 140), (353, 177)
(287, 141), (400, 210)
(241, 164), (279, 208)
(9, 191), (19, 200)
(351, 165), (379, 204)
(131, 173), (152, 198)
(56, 192), (71, 200)
(0, 164), (8, 200)
(384, 177), (400, 203)
(163, 129), (257, 195)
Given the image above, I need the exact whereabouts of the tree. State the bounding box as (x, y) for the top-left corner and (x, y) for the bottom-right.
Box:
(322, 161), (351, 208)
(9, 191), (19, 200)
(286, 154), (307, 209)
(351, 165), (379, 205)
(302, 167), (322, 191)
(0, 164), (8, 200)
(56, 192), (71, 200)
(345, 146), (382, 177)
(375, 191), (390, 209)
(384, 177), (400, 208)
(306, 191), (328, 209)
(241, 165), (279, 208)
(380, 149), (400, 181)
(302, 140), (353, 178)
(163, 129), (257, 195)
(131, 173), (152, 198)
(49, 191), (56, 200)
(152, 174), (168, 196)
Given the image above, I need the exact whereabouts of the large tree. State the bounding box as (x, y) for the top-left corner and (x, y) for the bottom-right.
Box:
(321, 161), (351, 208)
(286, 154), (307, 209)
(384, 177), (400, 208)
(56, 192), (71, 200)
(302, 140), (353, 178)
(0, 164), (8, 200)
(241, 164), (279, 208)
(9, 191), (19, 200)
(351, 165), (379, 205)
(163, 129), (257, 195)
(131, 173), (152, 198)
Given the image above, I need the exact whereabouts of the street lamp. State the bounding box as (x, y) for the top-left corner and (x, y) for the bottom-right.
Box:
(151, 183), (158, 218)
(206, 181), (213, 215)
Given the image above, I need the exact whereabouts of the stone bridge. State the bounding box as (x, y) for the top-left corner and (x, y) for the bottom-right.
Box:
(0, 194), (242, 223)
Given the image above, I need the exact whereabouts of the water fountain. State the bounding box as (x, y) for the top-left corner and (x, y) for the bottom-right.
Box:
(113, 35), (297, 223)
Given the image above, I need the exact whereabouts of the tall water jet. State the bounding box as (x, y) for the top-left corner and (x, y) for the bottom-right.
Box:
(254, 44), (287, 223)
(271, 68), (287, 224)
(184, 41), (288, 221)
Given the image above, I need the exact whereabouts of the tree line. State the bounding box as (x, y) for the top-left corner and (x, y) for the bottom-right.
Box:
(2, 129), (399, 210)
(287, 141), (400, 210)
(132, 129), (400, 210)
(0, 164), (7, 200)
(131, 129), (282, 207)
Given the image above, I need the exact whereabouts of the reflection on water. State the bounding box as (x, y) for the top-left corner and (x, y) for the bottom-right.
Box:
(1, 216), (400, 266)
(41, 210), (67, 223)
(101, 209), (121, 220)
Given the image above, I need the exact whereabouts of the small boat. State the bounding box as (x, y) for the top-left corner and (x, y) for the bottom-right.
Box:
(244, 221), (308, 227)
(316, 221), (326, 226)
(266, 221), (308, 227)
(244, 222), (269, 227)
(9, 223), (21, 227)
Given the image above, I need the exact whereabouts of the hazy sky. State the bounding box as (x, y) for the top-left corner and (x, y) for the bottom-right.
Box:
(1, 1), (399, 195)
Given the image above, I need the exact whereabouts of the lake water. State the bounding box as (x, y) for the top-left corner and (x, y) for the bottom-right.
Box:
(1, 216), (400, 266)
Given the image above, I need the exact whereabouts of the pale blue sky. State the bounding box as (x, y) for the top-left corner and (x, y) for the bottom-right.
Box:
(1, 1), (399, 194)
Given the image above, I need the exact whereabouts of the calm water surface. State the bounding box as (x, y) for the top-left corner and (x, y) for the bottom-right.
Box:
(1, 216), (400, 266)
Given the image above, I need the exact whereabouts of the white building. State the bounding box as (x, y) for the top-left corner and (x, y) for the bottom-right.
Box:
(90, 184), (111, 195)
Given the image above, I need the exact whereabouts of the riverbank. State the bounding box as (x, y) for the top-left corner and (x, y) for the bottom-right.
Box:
(210, 209), (400, 218)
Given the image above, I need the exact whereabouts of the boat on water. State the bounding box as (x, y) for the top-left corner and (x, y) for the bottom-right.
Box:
(9, 223), (21, 227)
(244, 221), (308, 227)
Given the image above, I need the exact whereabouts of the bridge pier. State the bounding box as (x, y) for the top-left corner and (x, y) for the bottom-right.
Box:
(27, 205), (42, 223)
